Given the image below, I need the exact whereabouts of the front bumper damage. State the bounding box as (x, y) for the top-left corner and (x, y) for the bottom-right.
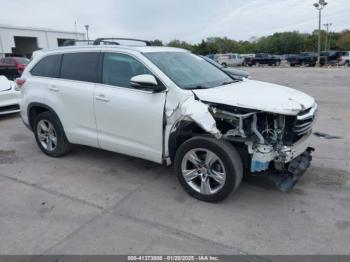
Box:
(249, 131), (313, 172)
(267, 147), (314, 192)
(248, 133), (314, 192)
(165, 91), (316, 193)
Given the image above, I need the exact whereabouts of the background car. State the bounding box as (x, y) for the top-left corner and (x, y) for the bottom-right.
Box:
(0, 76), (21, 115)
(215, 53), (244, 67)
(337, 51), (350, 66)
(287, 52), (317, 67)
(0, 56), (29, 79)
(201, 55), (251, 80)
(246, 53), (281, 66)
(320, 51), (343, 66)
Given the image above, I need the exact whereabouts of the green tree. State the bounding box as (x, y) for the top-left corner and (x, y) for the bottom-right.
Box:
(150, 39), (164, 46)
(336, 30), (350, 50)
(163, 30), (350, 56)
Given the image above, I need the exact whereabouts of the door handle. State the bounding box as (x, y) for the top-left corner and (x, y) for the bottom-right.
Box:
(95, 94), (110, 102)
(48, 85), (59, 92)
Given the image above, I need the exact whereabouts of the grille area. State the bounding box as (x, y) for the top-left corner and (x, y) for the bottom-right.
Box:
(293, 104), (317, 136)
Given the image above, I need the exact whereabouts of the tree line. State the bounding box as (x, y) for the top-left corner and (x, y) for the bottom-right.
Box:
(150, 30), (350, 55)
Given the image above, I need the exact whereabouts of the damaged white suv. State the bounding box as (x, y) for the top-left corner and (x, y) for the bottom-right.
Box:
(19, 38), (317, 202)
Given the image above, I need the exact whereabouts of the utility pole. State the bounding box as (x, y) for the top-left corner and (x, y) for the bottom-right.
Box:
(74, 20), (78, 39)
(323, 22), (332, 51)
(84, 25), (90, 41)
(313, 0), (328, 67)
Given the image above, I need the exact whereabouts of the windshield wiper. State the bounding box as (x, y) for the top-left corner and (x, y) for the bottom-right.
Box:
(188, 85), (210, 90)
(221, 80), (236, 85)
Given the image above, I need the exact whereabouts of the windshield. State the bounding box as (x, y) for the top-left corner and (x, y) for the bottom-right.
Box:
(144, 52), (233, 89)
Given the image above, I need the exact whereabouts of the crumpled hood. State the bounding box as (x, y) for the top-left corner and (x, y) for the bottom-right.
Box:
(192, 80), (315, 115)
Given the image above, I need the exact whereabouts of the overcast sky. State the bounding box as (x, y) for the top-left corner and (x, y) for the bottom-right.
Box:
(0, 0), (349, 43)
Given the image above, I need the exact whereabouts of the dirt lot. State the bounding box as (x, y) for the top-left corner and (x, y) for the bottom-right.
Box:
(0, 67), (349, 255)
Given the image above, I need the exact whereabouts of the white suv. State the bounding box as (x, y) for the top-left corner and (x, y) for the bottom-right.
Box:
(216, 53), (244, 67)
(18, 38), (317, 202)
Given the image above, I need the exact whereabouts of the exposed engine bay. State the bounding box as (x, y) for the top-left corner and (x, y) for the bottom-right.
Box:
(207, 102), (317, 192)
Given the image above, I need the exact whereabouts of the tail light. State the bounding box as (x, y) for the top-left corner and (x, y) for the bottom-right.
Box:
(15, 78), (26, 89)
(16, 64), (26, 75)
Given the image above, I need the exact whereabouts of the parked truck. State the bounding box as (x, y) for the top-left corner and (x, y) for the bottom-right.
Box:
(246, 53), (281, 66)
(287, 52), (317, 67)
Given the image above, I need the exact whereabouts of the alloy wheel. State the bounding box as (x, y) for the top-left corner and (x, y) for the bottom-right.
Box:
(37, 119), (57, 151)
(181, 148), (226, 195)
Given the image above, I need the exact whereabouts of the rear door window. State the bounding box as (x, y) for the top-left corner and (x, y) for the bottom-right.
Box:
(60, 52), (100, 83)
(31, 54), (62, 78)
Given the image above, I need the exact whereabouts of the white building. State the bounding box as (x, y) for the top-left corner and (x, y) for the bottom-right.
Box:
(0, 25), (85, 58)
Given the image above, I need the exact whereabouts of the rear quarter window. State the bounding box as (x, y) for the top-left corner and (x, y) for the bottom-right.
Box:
(60, 52), (99, 83)
(31, 54), (62, 78)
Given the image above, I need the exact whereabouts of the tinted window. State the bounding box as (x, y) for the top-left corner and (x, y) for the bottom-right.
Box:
(31, 54), (62, 78)
(60, 52), (99, 82)
(102, 53), (151, 88)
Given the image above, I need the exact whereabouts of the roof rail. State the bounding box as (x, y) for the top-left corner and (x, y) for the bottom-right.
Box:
(93, 38), (152, 46)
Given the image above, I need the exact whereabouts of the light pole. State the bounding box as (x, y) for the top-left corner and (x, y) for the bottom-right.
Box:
(313, 0), (328, 67)
(323, 23), (332, 50)
(84, 24), (90, 41)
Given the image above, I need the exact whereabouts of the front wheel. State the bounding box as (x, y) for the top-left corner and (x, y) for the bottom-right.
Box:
(174, 137), (243, 202)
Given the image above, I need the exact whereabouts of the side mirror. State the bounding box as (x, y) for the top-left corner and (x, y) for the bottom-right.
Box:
(130, 74), (165, 92)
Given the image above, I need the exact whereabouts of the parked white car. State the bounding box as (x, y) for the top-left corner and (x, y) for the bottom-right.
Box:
(0, 76), (21, 115)
(338, 51), (350, 66)
(216, 53), (244, 67)
(18, 39), (317, 202)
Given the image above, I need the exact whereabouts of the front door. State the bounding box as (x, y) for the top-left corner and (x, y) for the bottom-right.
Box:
(94, 52), (166, 163)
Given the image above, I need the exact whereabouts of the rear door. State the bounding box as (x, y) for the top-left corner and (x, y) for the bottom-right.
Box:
(45, 51), (100, 147)
(94, 52), (166, 163)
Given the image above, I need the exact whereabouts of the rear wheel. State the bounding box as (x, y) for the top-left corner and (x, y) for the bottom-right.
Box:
(221, 62), (227, 67)
(175, 137), (243, 202)
(34, 111), (71, 157)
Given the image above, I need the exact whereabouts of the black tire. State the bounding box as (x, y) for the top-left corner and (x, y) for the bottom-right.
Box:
(221, 63), (227, 67)
(34, 111), (71, 157)
(345, 61), (350, 67)
(174, 137), (243, 202)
